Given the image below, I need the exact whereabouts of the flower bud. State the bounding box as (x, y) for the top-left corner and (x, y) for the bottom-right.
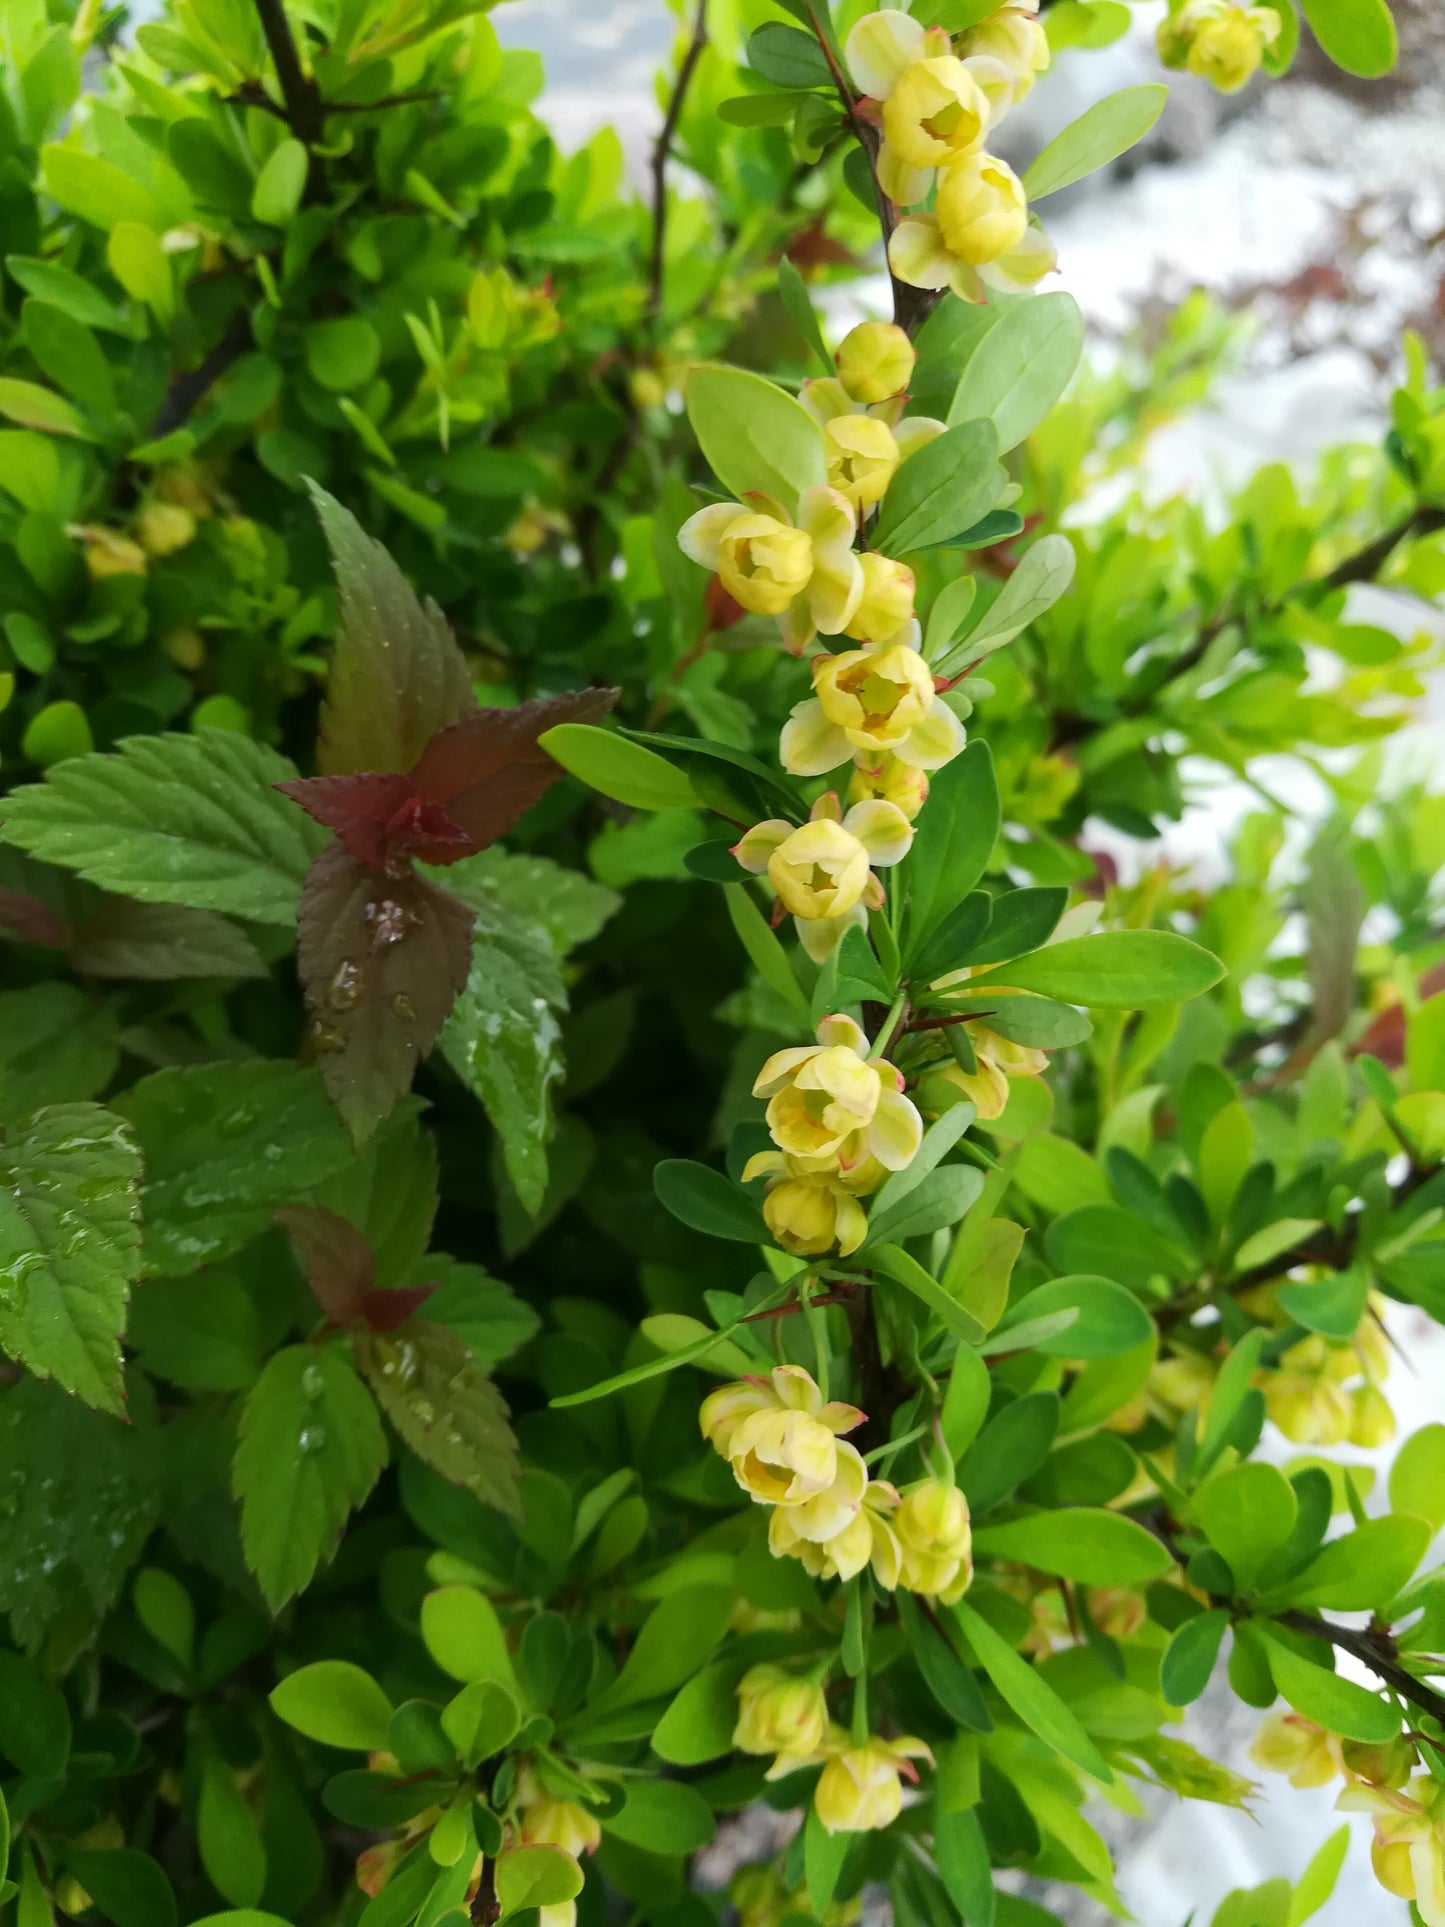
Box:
(83, 529), (148, 579)
(845, 553), (916, 644)
(1342, 1736), (1416, 1791)
(835, 321), (916, 405)
(1349, 1382), (1395, 1448)
(136, 501), (197, 557)
(935, 151), (1028, 266)
(896, 1478), (972, 1600)
(520, 1795), (601, 1858)
(734, 1664), (829, 1760)
(1248, 1710), (1342, 1788)
(848, 754), (929, 820)
(814, 1735), (932, 1833)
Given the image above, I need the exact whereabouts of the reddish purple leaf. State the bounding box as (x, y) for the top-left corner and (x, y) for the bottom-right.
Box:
(360, 1282), (438, 1332)
(0, 888), (67, 948)
(311, 486), (475, 778)
(276, 1203), (374, 1325)
(297, 841), (474, 1142)
(410, 687), (619, 859)
(277, 773), (474, 871)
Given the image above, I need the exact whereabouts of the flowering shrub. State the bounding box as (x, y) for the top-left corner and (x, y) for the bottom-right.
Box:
(0, 2), (1442, 1927)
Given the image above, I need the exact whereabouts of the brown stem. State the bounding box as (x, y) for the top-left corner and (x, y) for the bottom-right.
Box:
(150, 307), (253, 438)
(1276, 1611), (1445, 1728)
(646, 0), (710, 332)
(742, 1286), (857, 1324)
(251, 0), (325, 143)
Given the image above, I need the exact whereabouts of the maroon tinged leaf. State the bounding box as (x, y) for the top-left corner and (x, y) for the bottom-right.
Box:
(310, 485), (475, 777)
(0, 889), (66, 948)
(279, 688), (620, 873)
(278, 1203), (437, 1330)
(297, 843), (474, 1143)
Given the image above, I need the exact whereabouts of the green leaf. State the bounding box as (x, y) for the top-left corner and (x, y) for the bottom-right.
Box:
(495, 1846), (583, 1919)
(198, 1746), (266, 1907)
(0, 1102), (141, 1412)
(418, 1260), (539, 1373)
(115, 1061), (354, 1275)
(107, 221), (173, 320)
(233, 1344), (387, 1610)
(1389, 1422), (1445, 1531)
(1195, 1463), (1299, 1590)
(1274, 1515), (1429, 1613)
(777, 256), (834, 376)
(1022, 84), (1167, 199)
(61, 1851), (175, 1927)
(310, 486), (473, 776)
(685, 364), (826, 512)
(251, 137), (307, 225)
(994, 1275), (1152, 1358)
(1287, 1825), (1350, 1926)
(652, 1660), (743, 1764)
(0, 377), (92, 440)
(304, 317), (382, 394)
(938, 534), (1076, 672)
(1197, 1328), (1267, 1475)
(724, 885), (809, 1020)
(1013, 1136), (1110, 1215)
(441, 1678), (520, 1765)
(0, 1649), (71, 1776)
(870, 1244), (984, 1342)
(270, 1661), (395, 1752)
(953, 1601), (1112, 1781)
(804, 1805), (850, 1918)
(42, 145), (161, 230)
(746, 21), (833, 86)
(548, 1309), (752, 1408)
(0, 732), (322, 925)
(1275, 1265), (1367, 1338)
(420, 1585), (520, 1690)
(438, 910), (565, 1216)
(538, 723), (702, 812)
(975, 930), (1224, 1007)
(602, 1779), (715, 1855)
(1258, 1631), (1396, 1742)
(442, 848), (618, 959)
(128, 1273), (259, 1392)
(902, 741), (1000, 960)
(5, 256), (128, 333)
(959, 1391), (1058, 1511)
(934, 1808), (994, 1925)
(655, 1159), (768, 1242)
(865, 1165), (983, 1245)
(69, 898), (266, 981)
(872, 419), (1003, 555)
(869, 1104), (976, 1220)
(1045, 1204), (1187, 1289)
(945, 297), (1085, 455)
(898, 1591), (991, 1729)
(585, 1586), (732, 1714)
(1300, 0), (1396, 75)
(0, 1372), (160, 1653)
(1160, 1608), (1229, 1706)
(357, 1320), (521, 1518)
(972, 1508), (1171, 1585)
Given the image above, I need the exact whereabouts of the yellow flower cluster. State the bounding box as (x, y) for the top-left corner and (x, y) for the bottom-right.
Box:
(742, 1012), (923, 1253)
(846, 8), (1055, 302)
(700, 1365), (973, 1600)
(734, 791), (915, 964)
(1252, 1712), (1440, 1923)
(732, 1668), (934, 1833)
(1157, 0), (1281, 92)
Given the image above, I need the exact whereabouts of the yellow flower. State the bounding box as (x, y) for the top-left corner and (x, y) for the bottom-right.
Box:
(1338, 1775), (1445, 1926)
(1349, 1382), (1395, 1447)
(814, 1733), (933, 1833)
(701, 1363), (866, 1505)
(936, 150), (1027, 264)
(734, 1664), (830, 1771)
(919, 968), (1053, 1120)
(771, 1479), (904, 1587)
(754, 1012), (923, 1178)
(742, 1152), (874, 1257)
(823, 414), (900, 512)
(1261, 1369), (1353, 1445)
(1248, 1711), (1344, 1789)
(845, 10), (936, 99)
(895, 1478), (972, 1601)
(847, 555), (919, 646)
(957, 2), (1051, 106)
(783, 637), (962, 781)
(880, 56), (992, 204)
(834, 321), (915, 406)
(81, 528), (148, 579)
(136, 502), (197, 557)
(519, 1796), (601, 1859)
(848, 754), (929, 820)
(734, 792), (914, 961)
(678, 487), (863, 651)
(1159, 0), (1281, 92)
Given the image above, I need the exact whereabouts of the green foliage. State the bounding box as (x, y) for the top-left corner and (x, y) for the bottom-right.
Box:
(0, 0), (1435, 1925)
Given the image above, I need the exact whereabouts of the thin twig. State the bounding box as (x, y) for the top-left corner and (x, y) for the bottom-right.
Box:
(150, 307), (253, 438)
(646, 0), (710, 332)
(251, 0), (325, 142)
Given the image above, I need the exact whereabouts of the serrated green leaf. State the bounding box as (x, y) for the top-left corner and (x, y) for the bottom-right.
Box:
(357, 1319), (521, 1518)
(0, 1102), (141, 1411)
(0, 732), (323, 925)
(233, 1344), (386, 1611)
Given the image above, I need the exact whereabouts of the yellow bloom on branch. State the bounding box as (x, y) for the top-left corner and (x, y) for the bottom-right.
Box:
(742, 1151), (877, 1257)
(814, 1733), (934, 1833)
(1158, 0), (1281, 92)
(895, 1477), (973, 1601)
(1248, 1710), (1344, 1789)
(753, 1012), (923, 1179)
(771, 1478), (905, 1586)
(834, 321), (915, 406)
(734, 792), (914, 960)
(678, 486), (863, 652)
(700, 1362), (866, 1505)
(734, 1664), (830, 1773)
(781, 636), (963, 778)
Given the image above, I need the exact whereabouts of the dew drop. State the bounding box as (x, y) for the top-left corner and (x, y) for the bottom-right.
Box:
(390, 992), (416, 1021)
(327, 960), (365, 1011)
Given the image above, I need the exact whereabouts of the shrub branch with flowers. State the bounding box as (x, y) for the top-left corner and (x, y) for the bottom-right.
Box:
(0, 1), (1442, 1927)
